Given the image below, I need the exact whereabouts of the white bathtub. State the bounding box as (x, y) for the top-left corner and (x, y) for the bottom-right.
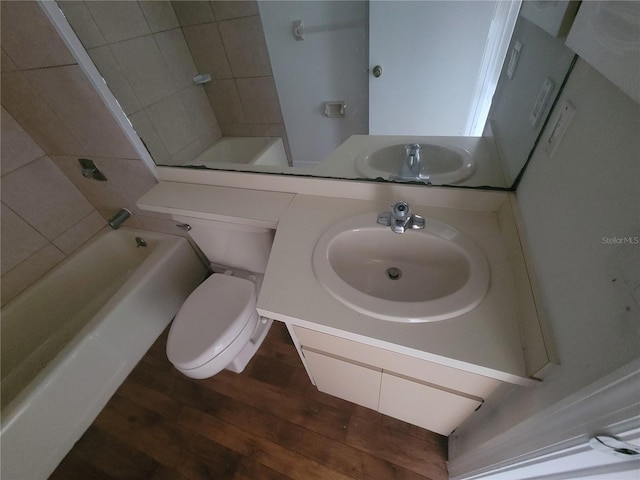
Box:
(0, 227), (207, 479)
(187, 136), (288, 168)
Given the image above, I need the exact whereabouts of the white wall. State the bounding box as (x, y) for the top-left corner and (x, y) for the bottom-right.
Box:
(450, 57), (640, 470)
(258, 1), (368, 167)
(488, 16), (575, 185)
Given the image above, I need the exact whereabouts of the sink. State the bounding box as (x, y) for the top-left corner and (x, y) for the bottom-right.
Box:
(355, 142), (475, 184)
(312, 213), (490, 322)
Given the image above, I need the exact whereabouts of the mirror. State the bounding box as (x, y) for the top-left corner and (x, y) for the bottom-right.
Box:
(56, 0), (577, 190)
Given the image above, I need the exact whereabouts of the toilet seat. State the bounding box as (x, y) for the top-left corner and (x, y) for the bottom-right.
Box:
(166, 274), (257, 372)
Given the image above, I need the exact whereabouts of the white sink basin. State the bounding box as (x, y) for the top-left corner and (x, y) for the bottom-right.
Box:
(355, 142), (475, 184)
(312, 213), (490, 322)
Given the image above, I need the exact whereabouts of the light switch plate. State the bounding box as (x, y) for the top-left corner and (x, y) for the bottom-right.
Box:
(529, 77), (556, 127)
(507, 40), (523, 79)
(543, 100), (576, 158)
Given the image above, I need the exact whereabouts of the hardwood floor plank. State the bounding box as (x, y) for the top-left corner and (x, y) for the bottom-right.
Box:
(50, 321), (448, 479)
(184, 382), (429, 480)
(116, 377), (183, 420)
(233, 458), (295, 480)
(346, 415), (447, 480)
(49, 450), (113, 480)
(94, 395), (241, 480)
(128, 356), (434, 479)
(150, 465), (193, 480)
(179, 406), (355, 480)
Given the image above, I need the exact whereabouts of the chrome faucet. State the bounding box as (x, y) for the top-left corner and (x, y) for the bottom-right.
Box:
(377, 202), (425, 234)
(401, 143), (422, 177)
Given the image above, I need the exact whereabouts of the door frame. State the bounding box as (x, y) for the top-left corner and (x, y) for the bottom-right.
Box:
(464, 0), (522, 136)
(448, 358), (640, 479)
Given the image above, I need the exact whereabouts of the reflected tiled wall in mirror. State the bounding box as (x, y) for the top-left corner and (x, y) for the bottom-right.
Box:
(58, 0), (291, 166)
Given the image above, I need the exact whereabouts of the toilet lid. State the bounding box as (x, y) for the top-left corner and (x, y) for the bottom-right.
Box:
(166, 274), (256, 370)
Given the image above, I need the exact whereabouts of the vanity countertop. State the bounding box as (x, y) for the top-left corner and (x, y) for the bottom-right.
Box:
(257, 193), (538, 386)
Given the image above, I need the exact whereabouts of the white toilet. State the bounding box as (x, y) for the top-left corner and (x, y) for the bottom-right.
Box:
(166, 216), (274, 379)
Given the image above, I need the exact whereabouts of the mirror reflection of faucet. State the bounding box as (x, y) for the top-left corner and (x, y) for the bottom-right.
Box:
(402, 143), (422, 177)
(389, 143), (432, 183)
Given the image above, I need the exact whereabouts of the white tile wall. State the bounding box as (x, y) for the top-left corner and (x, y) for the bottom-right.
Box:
(60, 0), (227, 166)
(2, 157), (95, 240)
(88, 46), (142, 115)
(211, 1), (260, 21)
(0, 111), (104, 305)
(1, 203), (49, 275)
(146, 94), (199, 155)
(58, 0), (291, 166)
(108, 36), (176, 108)
(218, 16), (272, 77)
(84, 1), (150, 44)
(0, 107), (45, 174)
(172, 1), (215, 26)
(0, 2), (174, 305)
(182, 23), (232, 79)
(138, 1), (180, 33)
(0, 1), (76, 69)
(22, 65), (139, 158)
(128, 110), (171, 163)
(56, 1), (106, 49)
(0, 0), (290, 306)
(154, 29), (198, 90)
(1, 71), (84, 154)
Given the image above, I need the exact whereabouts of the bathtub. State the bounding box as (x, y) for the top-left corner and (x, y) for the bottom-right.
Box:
(186, 136), (288, 168)
(0, 227), (207, 479)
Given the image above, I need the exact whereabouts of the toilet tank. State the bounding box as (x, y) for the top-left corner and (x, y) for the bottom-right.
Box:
(172, 215), (274, 274)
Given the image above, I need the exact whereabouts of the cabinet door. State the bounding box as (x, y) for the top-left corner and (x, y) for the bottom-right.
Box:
(378, 372), (482, 436)
(302, 348), (381, 411)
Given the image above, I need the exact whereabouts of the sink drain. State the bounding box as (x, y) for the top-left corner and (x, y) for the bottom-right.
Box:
(386, 267), (402, 280)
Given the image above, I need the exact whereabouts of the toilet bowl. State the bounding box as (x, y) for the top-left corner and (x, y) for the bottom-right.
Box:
(166, 273), (272, 379)
(165, 216), (275, 379)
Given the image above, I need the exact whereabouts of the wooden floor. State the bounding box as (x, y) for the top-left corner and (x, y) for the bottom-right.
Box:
(50, 321), (448, 480)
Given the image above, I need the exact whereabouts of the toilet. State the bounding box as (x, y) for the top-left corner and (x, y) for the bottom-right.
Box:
(166, 216), (275, 379)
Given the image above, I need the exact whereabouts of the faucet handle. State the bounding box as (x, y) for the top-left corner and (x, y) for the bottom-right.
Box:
(377, 211), (392, 226)
(411, 215), (425, 230)
(391, 201), (411, 221)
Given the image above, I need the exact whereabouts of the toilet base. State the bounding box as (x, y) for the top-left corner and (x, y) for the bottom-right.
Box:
(226, 316), (273, 373)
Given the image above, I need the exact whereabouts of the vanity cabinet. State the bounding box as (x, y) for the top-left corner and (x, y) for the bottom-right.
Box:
(291, 326), (501, 436)
(302, 348), (381, 410)
(378, 372), (481, 435)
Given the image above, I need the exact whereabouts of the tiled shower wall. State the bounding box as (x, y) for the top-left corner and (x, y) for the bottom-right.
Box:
(175, 2), (288, 142)
(58, 0), (222, 166)
(58, 0), (291, 165)
(0, 107), (106, 306)
(0, 1), (185, 306)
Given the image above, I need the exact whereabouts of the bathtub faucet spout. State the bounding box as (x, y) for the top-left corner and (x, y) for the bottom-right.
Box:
(108, 208), (131, 229)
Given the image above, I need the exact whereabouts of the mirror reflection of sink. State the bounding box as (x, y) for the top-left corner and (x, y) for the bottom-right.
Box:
(312, 213), (490, 322)
(355, 142), (476, 184)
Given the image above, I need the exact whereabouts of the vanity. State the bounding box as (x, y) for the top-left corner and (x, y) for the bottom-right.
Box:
(138, 164), (554, 438)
